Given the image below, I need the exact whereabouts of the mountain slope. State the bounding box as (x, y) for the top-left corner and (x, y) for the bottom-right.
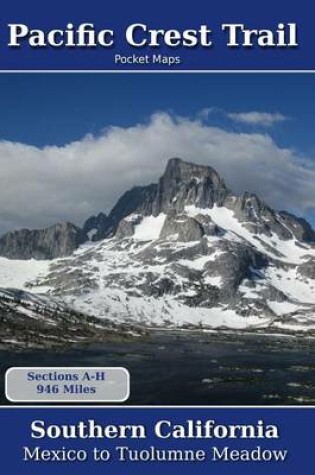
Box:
(0, 287), (143, 349)
(14, 157), (313, 334)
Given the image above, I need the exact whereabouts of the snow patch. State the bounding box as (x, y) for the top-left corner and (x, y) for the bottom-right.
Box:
(0, 257), (51, 292)
(87, 228), (97, 240)
(133, 214), (166, 241)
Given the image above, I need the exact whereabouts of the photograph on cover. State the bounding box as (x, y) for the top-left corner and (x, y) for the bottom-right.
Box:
(0, 73), (314, 405)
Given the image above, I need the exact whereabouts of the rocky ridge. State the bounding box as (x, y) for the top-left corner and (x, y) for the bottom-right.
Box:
(0, 222), (82, 260)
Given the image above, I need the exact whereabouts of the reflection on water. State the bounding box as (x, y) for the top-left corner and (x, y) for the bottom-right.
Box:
(0, 331), (315, 405)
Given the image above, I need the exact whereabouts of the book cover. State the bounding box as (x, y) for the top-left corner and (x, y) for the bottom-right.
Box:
(0, 0), (313, 473)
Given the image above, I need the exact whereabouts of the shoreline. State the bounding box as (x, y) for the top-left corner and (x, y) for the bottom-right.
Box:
(1, 324), (315, 353)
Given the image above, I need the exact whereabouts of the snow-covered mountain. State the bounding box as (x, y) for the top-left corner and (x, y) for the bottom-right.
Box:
(0, 158), (315, 335)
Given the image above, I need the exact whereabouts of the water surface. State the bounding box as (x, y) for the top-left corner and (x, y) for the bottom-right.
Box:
(1, 331), (315, 405)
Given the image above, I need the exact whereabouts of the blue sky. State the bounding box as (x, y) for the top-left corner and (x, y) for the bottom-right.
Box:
(0, 73), (314, 231)
(1, 73), (315, 153)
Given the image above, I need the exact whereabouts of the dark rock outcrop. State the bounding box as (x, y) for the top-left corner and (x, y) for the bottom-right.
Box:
(160, 213), (204, 242)
(153, 158), (230, 214)
(297, 258), (315, 279)
(109, 184), (158, 222)
(81, 212), (111, 242)
(278, 211), (315, 243)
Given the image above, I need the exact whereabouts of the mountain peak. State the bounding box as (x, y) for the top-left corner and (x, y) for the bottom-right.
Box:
(155, 157), (230, 214)
(163, 157), (219, 179)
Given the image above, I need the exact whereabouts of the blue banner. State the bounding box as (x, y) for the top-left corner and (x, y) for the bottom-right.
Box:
(0, 0), (313, 70)
(1, 407), (313, 474)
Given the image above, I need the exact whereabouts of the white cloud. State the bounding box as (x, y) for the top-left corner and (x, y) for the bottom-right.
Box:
(226, 111), (288, 127)
(197, 107), (216, 120)
(0, 111), (314, 235)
